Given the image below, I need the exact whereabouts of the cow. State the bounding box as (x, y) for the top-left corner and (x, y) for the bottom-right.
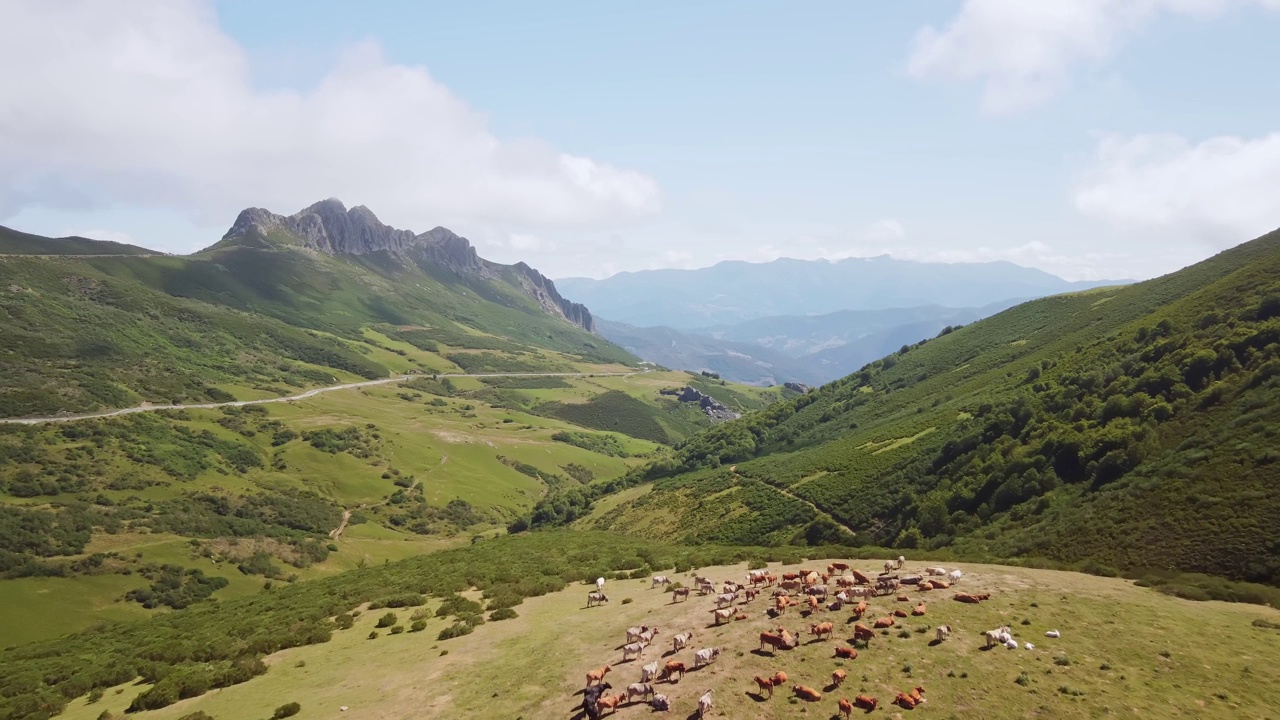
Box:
(782, 572), (801, 581)
(836, 576), (857, 588)
(925, 567), (948, 576)
(772, 587), (791, 598)
(852, 623), (875, 644)
(896, 594), (911, 602)
(622, 642), (647, 661)
(744, 587), (759, 602)
(810, 621), (834, 640)
(773, 596), (792, 615)
(910, 686), (925, 704)
(832, 668), (848, 687)
(715, 592), (738, 608)
(873, 616), (896, 629)
(759, 631), (788, 653)
(985, 626), (1012, 649)
(596, 693), (626, 716)
(851, 569), (872, 585)
(640, 661), (660, 683)
(626, 683), (654, 703)
(931, 579), (950, 589)
(912, 602), (927, 616)
(781, 579), (803, 592)
(672, 631), (694, 653)
(893, 609), (909, 618)
(597, 577), (606, 592)
(876, 577), (901, 595)
(651, 575), (670, 589)
(697, 690), (714, 718)
(948, 569), (963, 582)
(918, 580), (935, 591)
(586, 665), (612, 686)
(582, 682), (613, 718)
(854, 695), (879, 712)
(838, 697), (853, 719)
(1005, 638), (1018, 650)
(659, 661), (685, 683)
(747, 569), (768, 584)
(806, 585), (829, 598)
(710, 607), (733, 625)
(778, 629), (797, 648)
(697, 581), (716, 596)
(935, 624), (951, 643)
(626, 625), (650, 643)
(771, 671), (788, 687)
(650, 693), (670, 712)
(884, 560), (894, 574)
(831, 561), (850, 572)
(804, 571), (822, 586)
(806, 595), (820, 612)
(638, 627), (660, 644)
(894, 693), (917, 710)
(901, 575), (922, 585)
(587, 591), (609, 607)
(954, 592), (990, 604)
(671, 587), (691, 602)
(753, 676), (775, 698)
(723, 581), (742, 594)
(827, 599), (844, 612)
(835, 646), (858, 659)
(793, 685), (823, 702)
(853, 599), (868, 619)
(693, 647), (720, 668)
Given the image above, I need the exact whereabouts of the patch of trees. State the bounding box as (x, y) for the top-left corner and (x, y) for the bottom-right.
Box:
(124, 564), (230, 609)
(550, 430), (631, 457)
(535, 391), (671, 444)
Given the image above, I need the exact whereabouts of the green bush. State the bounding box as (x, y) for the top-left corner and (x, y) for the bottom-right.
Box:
(410, 619), (428, 632)
(489, 607), (518, 621)
(272, 702), (301, 719)
(375, 612), (398, 628)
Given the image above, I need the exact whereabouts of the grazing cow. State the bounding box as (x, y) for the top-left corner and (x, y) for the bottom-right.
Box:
(671, 587), (690, 603)
(744, 587), (759, 602)
(893, 609), (909, 618)
(597, 577), (606, 592)
(832, 668), (848, 687)
(935, 624), (951, 643)
(759, 631), (788, 653)
(851, 569), (872, 585)
(806, 585), (829, 599)
(781, 579), (803, 592)
(884, 560), (895, 574)
(753, 676), (775, 698)
(626, 625), (650, 643)
(626, 683), (654, 703)
(693, 647), (721, 668)
(912, 603), (927, 616)
(659, 661), (685, 683)
(782, 572), (801, 581)
(953, 592), (990, 604)
(793, 685), (823, 702)
(805, 571), (822, 586)
(650, 694), (670, 712)
(672, 631), (694, 652)
(697, 690), (714, 719)
(831, 561), (850, 572)
(587, 591), (609, 607)
(638, 627), (660, 645)
(641, 661), (660, 683)
(763, 573), (777, 586)
(596, 693), (626, 716)
(748, 569), (768, 584)
(810, 621), (834, 640)
(853, 599), (868, 619)
(948, 569), (963, 582)
(807, 595), (820, 612)
(586, 665), (613, 686)
(771, 671), (788, 687)
(838, 697), (853, 719)
(926, 566), (948, 576)
(622, 642), (647, 661)
(876, 577), (901, 595)
(836, 576), (856, 588)
(985, 626), (1012, 649)
(582, 683), (613, 718)
(710, 608), (733, 625)
(692, 575), (711, 587)
(874, 616), (896, 629)
(835, 646), (858, 659)
(651, 575), (669, 589)
(853, 623), (875, 644)
(697, 581), (716, 596)
(715, 592), (738, 608)
(774, 596), (792, 615)
(723, 581), (742, 594)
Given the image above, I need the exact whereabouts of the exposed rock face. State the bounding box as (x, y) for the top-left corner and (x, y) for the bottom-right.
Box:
(663, 386), (741, 422)
(219, 199), (594, 332)
(783, 382), (812, 394)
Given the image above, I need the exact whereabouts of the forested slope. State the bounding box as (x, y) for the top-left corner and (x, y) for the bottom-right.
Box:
(587, 229), (1280, 585)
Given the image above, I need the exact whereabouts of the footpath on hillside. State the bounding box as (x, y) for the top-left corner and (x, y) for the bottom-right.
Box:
(1, 370), (646, 425)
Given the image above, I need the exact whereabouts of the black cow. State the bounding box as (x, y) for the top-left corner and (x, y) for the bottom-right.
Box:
(582, 682), (613, 718)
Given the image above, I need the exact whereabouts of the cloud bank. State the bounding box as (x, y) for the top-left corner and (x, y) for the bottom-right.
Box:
(0, 0), (660, 239)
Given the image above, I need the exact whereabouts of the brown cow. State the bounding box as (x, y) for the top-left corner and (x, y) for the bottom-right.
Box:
(874, 616), (896, 628)
(832, 668), (848, 687)
(853, 599), (867, 619)
(918, 580), (934, 591)
(910, 686), (925, 704)
(953, 592), (990, 604)
(753, 676), (775, 698)
(931, 579), (950, 589)
(744, 587), (759, 602)
(810, 621), (834, 640)
(851, 569), (872, 585)
(597, 693), (627, 716)
(852, 623), (875, 643)
(807, 595), (820, 611)
(894, 692), (917, 710)
(760, 631), (788, 653)
(834, 646), (857, 659)
(586, 665), (612, 686)
(838, 697), (853, 719)
(782, 572), (801, 581)
(836, 576), (857, 588)
(793, 685), (823, 702)
(671, 587), (691, 602)
(854, 695), (879, 712)
(893, 609), (909, 618)
(912, 602), (927, 616)
(831, 561), (850, 571)
(896, 594), (911, 602)
(771, 671), (788, 687)
(659, 661), (685, 683)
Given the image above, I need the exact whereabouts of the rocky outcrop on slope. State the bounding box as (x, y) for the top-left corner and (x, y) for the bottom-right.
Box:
(660, 386), (741, 422)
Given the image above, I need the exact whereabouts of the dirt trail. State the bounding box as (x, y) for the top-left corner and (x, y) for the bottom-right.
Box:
(0, 370), (646, 425)
(328, 510), (352, 539)
(728, 467), (860, 538)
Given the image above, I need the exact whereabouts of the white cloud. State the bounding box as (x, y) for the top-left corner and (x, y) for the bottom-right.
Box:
(863, 219), (907, 244)
(907, 0), (1280, 114)
(1074, 131), (1280, 244)
(507, 233), (556, 252)
(0, 0), (660, 244)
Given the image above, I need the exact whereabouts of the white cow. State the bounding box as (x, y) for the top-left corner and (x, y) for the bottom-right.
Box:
(948, 569), (963, 582)
(985, 626), (1012, 649)
(693, 647), (721, 668)
(638, 627), (660, 644)
(1045, 630), (1061, 638)
(622, 641), (647, 661)
(587, 591), (609, 607)
(715, 592), (738, 608)
(626, 625), (650, 643)
(627, 683), (654, 702)
(651, 575), (670, 588)
(651, 694), (670, 712)
(597, 577), (606, 592)
(925, 567), (948, 576)
(709, 608), (733, 625)
(935, 624), (952, 642)
(640, 661), (660, 683)
(671, 631), (694, 652)
(1005, 638), (1018, 650)
(697, 690), (714, 718)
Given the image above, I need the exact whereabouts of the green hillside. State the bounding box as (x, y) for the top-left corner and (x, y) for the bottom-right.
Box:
(581, 228), (1280, 586)
(0, 226), (157, 257)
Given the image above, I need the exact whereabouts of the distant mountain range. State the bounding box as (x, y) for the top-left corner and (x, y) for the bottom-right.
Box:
(556, 256), (1127, 329)
(560, 256), (1128, 385)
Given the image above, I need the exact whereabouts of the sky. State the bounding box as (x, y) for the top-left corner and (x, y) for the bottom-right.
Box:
(2, 1), (1280, 282)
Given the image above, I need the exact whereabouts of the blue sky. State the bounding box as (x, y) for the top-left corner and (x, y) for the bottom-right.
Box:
(3, 0), (1279, 281)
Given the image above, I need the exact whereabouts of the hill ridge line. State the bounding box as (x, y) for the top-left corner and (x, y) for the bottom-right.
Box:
(1, 370), (648, 425)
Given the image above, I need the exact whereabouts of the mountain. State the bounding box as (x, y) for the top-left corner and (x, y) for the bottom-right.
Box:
(555, 255), (1128, 328)
(575, 228), (1280, 586)
(0, 200), (632, 418)
(594, 318), (826, 386)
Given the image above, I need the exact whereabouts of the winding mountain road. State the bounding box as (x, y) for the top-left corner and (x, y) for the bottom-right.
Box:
(1, 370), (646, 425)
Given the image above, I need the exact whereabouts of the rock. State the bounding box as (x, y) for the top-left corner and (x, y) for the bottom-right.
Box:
(667, 386), (740, 422)
(783, 382), (812, 394)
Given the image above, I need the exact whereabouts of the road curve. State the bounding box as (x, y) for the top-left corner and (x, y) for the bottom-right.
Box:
(1, 370), (646, 425)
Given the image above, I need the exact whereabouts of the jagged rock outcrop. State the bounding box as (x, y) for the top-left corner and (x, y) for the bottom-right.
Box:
(783, 382), (812, 394)
(662, 386), (741, 422)
(216, 199), (594, 332)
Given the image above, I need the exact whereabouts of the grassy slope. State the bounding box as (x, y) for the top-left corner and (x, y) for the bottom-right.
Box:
(0, 370), (735, 647)
(589, 229), (1280, 583)
(0, 225), (156, 256)
(58, 556), (1280, 720)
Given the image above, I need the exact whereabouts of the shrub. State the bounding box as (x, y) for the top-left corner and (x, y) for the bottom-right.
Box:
(1252, 618), (1280, 630)
(410, 619), (428, 632)
(1015, 672), (1030, 687)
(389, 625), (405, 635)
(178, 713), (215, 720)
(375, 612), (398, 628)
(1054, 655), (1071, 666)
(437, 622), (473, 641)
(621, 598), (633, 605)
(489, 607), (518, 621)
(367, 631), (379, 640)
(272, 702), (301, 719)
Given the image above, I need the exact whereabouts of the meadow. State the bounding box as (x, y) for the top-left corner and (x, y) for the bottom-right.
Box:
(58, 556), (1280, 720)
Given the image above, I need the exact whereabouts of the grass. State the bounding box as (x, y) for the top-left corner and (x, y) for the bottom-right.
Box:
(57, 557), (1280, 720)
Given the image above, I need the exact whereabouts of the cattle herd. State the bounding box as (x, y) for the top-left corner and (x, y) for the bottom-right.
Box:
(574, 557), (1050, 717)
